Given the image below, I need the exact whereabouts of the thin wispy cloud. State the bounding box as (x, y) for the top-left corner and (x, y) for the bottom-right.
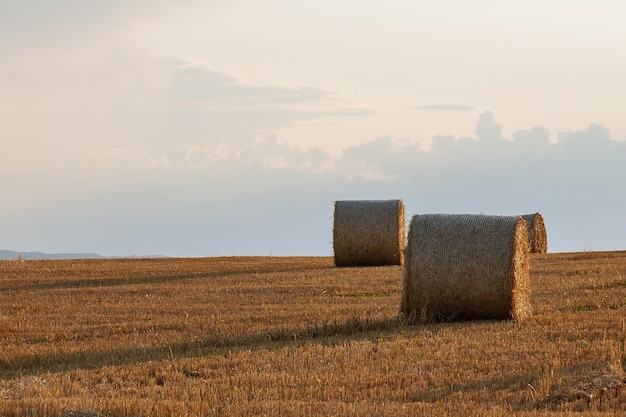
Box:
(166, 56), (343, 108)
(118, 55), (376, 146)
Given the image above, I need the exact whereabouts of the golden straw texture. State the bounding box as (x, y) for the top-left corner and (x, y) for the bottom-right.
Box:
(400, 214), (532, 322)
(520, 213), (548, 253)
(333, 199), (405, 267)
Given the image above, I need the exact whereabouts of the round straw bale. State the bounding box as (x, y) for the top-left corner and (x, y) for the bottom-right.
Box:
(400, 214), (532, 322)
(520, 213), (548, 253)
(333, 199), (405, 267)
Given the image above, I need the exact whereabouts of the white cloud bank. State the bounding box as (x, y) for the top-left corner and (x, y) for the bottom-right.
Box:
(2, 110), (624, 256)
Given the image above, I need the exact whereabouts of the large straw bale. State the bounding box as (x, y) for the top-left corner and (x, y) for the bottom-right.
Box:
(520, 213), (548, 253)
(400, 214), (532, 322)
(333, 199), (405, 267)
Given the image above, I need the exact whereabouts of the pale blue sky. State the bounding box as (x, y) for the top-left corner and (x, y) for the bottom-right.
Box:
(1, 1), (625, 256)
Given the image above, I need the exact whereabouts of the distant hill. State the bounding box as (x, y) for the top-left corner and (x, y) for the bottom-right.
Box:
(0, 250), (105, 260)
(0, 250), (169, 260)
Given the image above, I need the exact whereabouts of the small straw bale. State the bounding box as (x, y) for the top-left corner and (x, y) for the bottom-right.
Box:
(333, 199), (405, 267)
(520, 213), (548, 253)
(400, 214), (532, 322)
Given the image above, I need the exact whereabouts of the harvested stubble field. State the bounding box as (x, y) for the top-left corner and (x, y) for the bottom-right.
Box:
(0, 252), (625, 416)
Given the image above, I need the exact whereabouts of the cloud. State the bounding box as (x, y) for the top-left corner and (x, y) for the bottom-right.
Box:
(338, 112), (625, 180)
(557, 123), (612, 148)
(164, 56), (340, 108)
(411, 104), (474, 111)
(473, 110), (504, 143)
(240, 135), (335, 174)
(102, 54), (377, 153)
(512, 126), (551, 148)
(104, 109), (626, 195)
(337, 135), (422, 180)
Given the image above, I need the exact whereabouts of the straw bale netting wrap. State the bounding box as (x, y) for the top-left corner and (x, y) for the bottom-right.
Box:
(520, 213), (548, 253)
(333, 199), (405, 267)
(400, 214), (532, 322)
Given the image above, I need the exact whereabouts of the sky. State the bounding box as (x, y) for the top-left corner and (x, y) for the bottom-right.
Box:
(1, 0), (625, 257)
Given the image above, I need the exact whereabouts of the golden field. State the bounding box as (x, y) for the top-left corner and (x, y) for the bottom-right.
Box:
(0, 252), (625, 416)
